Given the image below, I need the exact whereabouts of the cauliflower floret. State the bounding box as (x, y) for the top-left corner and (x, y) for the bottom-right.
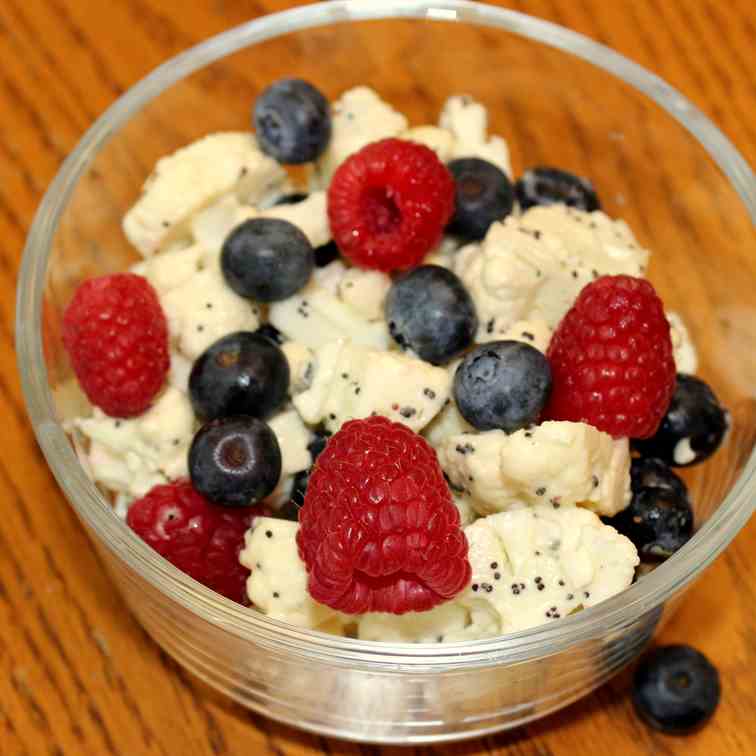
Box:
(455, 219), (568, 340)
(437, 421), (631, 517)
(357, 601), (498, 643)
(282, 341), (316, 394)
(519, 204), (649, 278)
(268, 409), (311, 477)
(425, 236), (462, 270)
(123, 132), (285, 256)
(338, 268), (391, 322)
(269, 279), (389, 351)
(167, 350), (192, 394)
(667, 311), (698, 374)
(316, 87), (408, 183)
(453, 492), (478, 527)
(239, 518), (344, 632)
(260, 191), (330, 249)
(160, 264), (260, 360)
(401, 125), (455, 162)
(423, 401), (474, 449)
(458, 504), (638, 633)
(129, 242), (205, 295)
(494, 319), (552, 353)
(75, 387), (195, 498)
(294, 340), (450, 434)
(439, 95), (512, 175)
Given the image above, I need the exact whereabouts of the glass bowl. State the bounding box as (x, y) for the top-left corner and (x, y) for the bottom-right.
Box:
(16, 0), (756, 745)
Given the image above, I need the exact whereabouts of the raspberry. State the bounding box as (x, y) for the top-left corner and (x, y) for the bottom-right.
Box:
(62, 273), (169, 418)
(297, 416), (471, 615)
(327, 138), (455, 272)
(127, 480), (267, 604)
(545, 275), (676, 439)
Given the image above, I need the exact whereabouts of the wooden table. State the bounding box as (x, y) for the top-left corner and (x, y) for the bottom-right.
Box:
(2, 1), (755, 754)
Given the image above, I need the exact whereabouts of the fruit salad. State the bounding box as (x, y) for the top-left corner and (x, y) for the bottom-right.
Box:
(64, 79), (729, 642)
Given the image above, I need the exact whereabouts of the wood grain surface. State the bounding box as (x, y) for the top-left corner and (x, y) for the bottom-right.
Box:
(2, 1), (756, 754)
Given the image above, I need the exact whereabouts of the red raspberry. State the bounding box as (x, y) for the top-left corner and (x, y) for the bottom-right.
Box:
(63, 273), (169, 418)
(327, 138), (455, 272)
(297, 416), (471, 615)
(127, 480), (267, 604)
(545, 275), (676, 439)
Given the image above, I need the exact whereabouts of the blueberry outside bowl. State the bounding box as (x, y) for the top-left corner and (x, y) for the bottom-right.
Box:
(15, 0), (756, 744)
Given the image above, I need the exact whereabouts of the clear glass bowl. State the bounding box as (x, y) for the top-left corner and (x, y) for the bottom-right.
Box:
(16, 0), (756, 744)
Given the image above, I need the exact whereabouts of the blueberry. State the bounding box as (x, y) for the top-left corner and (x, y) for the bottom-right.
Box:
(630, 457), (688, 500)
(447, 158), (515, 240)
(189, 332), (289, 422)
(254, 323), (285, 346)
(189, 416), (281, 506)
(221, 218), (314, 302)
(633, 645), (720, 734)
(254, 78), (331, 164)
(453, 341), (552, 432)
(385, 265), (477, 365)
(633, 374), (728, 467)
(606, 487), (693, 560)
(515, 166), (600, 212)
(271, 192), (340, 267)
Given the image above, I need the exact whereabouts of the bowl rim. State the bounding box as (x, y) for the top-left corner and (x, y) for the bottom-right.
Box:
(16, 0), (756, 669)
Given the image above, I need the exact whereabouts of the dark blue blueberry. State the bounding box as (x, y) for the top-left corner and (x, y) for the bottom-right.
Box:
(270, 192), (340, 267)
(189, 332), (289, 422)
(633, 374), (728, 467)
(606, 486), (693, 561)
(515, 166), (600, 212)
(633, 645), (720, 734)
(630, 457), (688, 499)
(254, 323), (285, 346)
(385, 265), (477, 365)
(254, 78), (331, 164)
(189, 416), (281, 506)
(453, 341), (551, 432)
(221, 218), (314, 302)
(447, 158), (514, 240)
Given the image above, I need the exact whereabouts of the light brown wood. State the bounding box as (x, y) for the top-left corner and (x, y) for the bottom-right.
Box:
(2, 1), (755, 754)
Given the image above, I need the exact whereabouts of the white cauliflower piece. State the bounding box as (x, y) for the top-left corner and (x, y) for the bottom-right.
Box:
(437, 421), (631, 517)
(268, 409), (311, 477)
(282, 341), (316, 394)
(519, 204), (649, 278)
(455, 219), (568, 339)
(667, 311), (698, 374)
(269, 279), (389, 351)
(160, 264), (260, 360)
(357, 601), (498, 643)
(260, 191), (330, 249)
(75, 387), (195, 498)
(423, 400), (474, 449)
(458, 504), (638, 633)
(316, 87), (408, 183)
(312, 260), (347, 296)
(439, 95), (512, 175)
(240, 519), (343, 631)
(294, 340), (450, 434)
(129, 242), (204, 295)
(167, 350), (192, 394)
(123, 132), (285, 256)
(401, 125), (455, 162)
(452, 492), (478, 527)
(425, 235), (462, 270)
(338, 268), (391, 322)
(497, 319), (552, 353)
